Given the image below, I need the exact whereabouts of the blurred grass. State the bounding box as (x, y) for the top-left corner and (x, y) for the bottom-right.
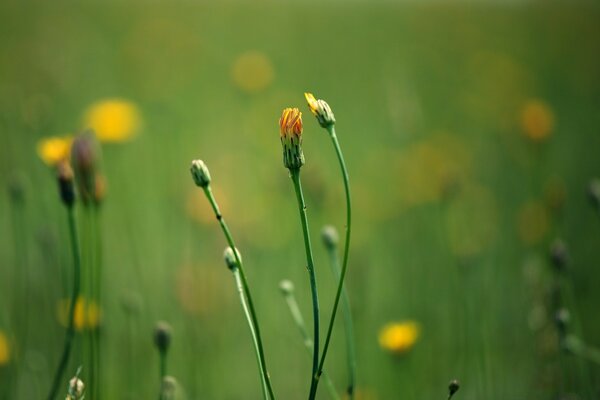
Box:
(1, 0), (600, 399)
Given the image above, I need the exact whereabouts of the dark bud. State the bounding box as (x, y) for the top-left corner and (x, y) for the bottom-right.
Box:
(154, 321), (172, 354)
(549, 239), (568, 272)
(448, 379), (460, 398)
(71, 131), (100, 205)
(588, 178), (600, 210)
(57, 161), (76, 208)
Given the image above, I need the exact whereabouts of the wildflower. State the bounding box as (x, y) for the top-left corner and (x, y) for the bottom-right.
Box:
(223, 246), (242, 271)
(57, 161), (76, 208)
(190, 160), (211, 188)
(0, 330), (9, 365)
(231, 51), (274, 93)
(279, 108), (304, 170)
(304, 92), (336, 128)
(520, 99), (554, 142)
(378, 321), (420, 354)
(154, 321), (172, 354)
(37, 136), (72, 166)
(66, 373), (85, 400)
(71, 132), (100, 205)
(83, 98), (141, 142)
(57, 297), (101, 331)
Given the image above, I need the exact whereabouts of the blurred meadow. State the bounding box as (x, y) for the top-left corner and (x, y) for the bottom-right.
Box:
(1, 0), (600, 399)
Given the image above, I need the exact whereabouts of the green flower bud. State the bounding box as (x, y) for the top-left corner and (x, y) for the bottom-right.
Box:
(448, 379), (460, 398)
(305, 92), (336, 128)
(279, 279), (294, 295)
(223, 246), (242, 271)
(190, 159), (211, 188)
(154, 321), (172, 354)
(321, 225), (339, 250)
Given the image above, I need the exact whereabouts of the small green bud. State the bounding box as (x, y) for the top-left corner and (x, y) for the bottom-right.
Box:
(279, 279), (294, 295)
(321, 225), (339, 250)
(305, 92), (336, 128)
(154, 321), (172, 354)
(190, 159), (211, 188)
(223, 246), (242, 271)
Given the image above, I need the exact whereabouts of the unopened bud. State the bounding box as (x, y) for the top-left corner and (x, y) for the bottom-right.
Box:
(67, 374), (85, 400)
(71, 131), (100, 205)
(154, 321), (172, 354)
(305, 92), (336, 128)
(321, 225), (339, 250)
(223, 247), (242, 271)
(190, 159), (211, 188)
(448, 379), (460, 398)
(279, 279), (294, 295)
(279, 108), (304, 170)
(57, 161), (76, 208)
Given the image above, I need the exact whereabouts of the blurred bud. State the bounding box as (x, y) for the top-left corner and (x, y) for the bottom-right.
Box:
(67, 374), (85, 400)
(587, 178), (600, 210)
(160, 376), (179, 400)
(304, 92), (336, 128)
(94, 173), (106, 205)
(120, 290), (143, 316)
(223, 247), (242, 271)
(279, 108), (304, 170)
(71, 131), (100, 205)
(279, 279), (294, 296)
(190, 160), (211, 188)
(57, 161), (76, 208)
(154, 321), (172, 354)
(549, 239), (568, 272)
(321, 225), (339, 250)
(448, 379), (460, 398)
(555, 308), (570, 337)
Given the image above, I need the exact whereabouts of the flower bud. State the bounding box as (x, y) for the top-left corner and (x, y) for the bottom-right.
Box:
(154, 321), (172, 354)
(223, 246), (242, 271)
(71, 131), (100, 205)
(279, 108), (305, 170)
(321, 225), (339, 250)
(67, 375), (85, 400)
(279, 279), (294, 296)
(57, 161), (76, 208)
(305, 92), (336, 128)
(190, 159), (211, 188)
(448, 379), (460, 398)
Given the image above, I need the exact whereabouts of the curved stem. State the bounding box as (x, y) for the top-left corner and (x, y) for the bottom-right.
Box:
(202, 186), (275, 400)
(290, 169), (320, 399)
(47, 207), (81, 400)
(281, 287), (340, 400)
(234, 269), (269, 399)
(325, 247), (356, 398)
(314, 126), (352, 399)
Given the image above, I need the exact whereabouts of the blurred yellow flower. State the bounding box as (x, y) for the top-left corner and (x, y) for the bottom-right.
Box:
(83, 99), (141, 142)
(231, 51), (274, 93)
(36, 136), (72, 166)
(379, 321), (420, 354)
(57, 296), (101, 331)
(520, 99), (554, 142)
(0, 330), (9, 365)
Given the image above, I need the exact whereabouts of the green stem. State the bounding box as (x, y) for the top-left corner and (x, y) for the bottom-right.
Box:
(325, 247), (356, 398)
(233, 269), (269, 399)
(92, 205), (103, 400)
(282, 288), (340, 400)
(290, 169), (321, 399)
(47, 207), (81, 400)
(314, 126), (352, 399)
(202, 186), (275, 400)
(159, 350), (167, 400)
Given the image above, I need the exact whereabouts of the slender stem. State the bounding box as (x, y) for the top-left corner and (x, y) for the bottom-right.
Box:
(92, 205), (103, 400)
(234, 269), (269, 399)
(289, 169), (321, 399)
(325, 247), (356, 398)
(47, 207), (81, 400)
(314, 126), (352, 399)
(282, 288), (340, 400)
(202, 186), (275, 400)
(159, 351), (167, 400)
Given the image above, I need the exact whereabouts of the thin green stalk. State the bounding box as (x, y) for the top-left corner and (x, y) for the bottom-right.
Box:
(83, 207), (94, 400)
(159, 351), (167, 400)
(325, 247), (356, 398)
(202, 186), (275, 400)
(47, 207), (81, 400)
(314, 126), (352, 399)
(281, 287), (340, 400)
(234, 269), (269, 399)
(290, 169), (321, 399)
(92, 205), (103, 400)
